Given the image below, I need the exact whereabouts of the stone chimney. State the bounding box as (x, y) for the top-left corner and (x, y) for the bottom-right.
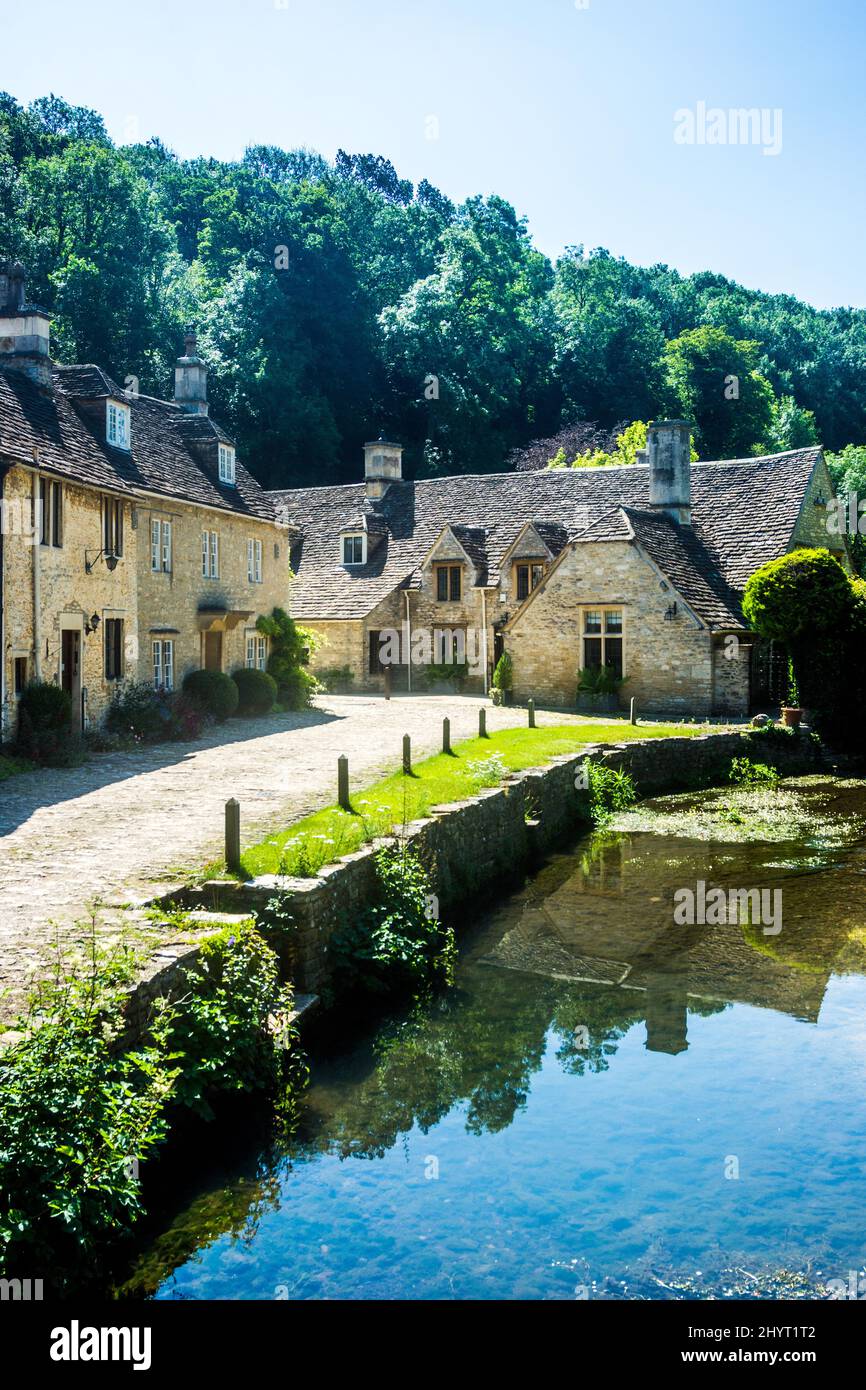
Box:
(173, 329), (208, 415)
(647, 419), (692, 524)
(0, 260), (52, 389)
(364, 435), (402, 499)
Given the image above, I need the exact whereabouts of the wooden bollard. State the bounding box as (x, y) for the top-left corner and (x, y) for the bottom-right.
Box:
(630, 697), (637, 725)
(383, 665), (392, 701)
(479, 707), (487, 738)
(225, 798), (241, 874)
(528, 698), (536, 728)
(337, 754), (350, 810)
(403, 733), (412, 775)
(443, 716), (451, 754)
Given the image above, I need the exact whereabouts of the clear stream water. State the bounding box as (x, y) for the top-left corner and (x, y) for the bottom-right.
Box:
(124, 779), (866, 1301)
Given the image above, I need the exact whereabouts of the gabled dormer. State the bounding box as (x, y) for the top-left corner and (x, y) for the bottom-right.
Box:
(106, 397), (131, 451)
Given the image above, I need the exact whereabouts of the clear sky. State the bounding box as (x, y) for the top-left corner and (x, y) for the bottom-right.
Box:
(5, 0), (865, 308)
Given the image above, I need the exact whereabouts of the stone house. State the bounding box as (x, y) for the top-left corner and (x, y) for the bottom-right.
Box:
(270, 423), (846, 717)
(0, 263), (285, 737)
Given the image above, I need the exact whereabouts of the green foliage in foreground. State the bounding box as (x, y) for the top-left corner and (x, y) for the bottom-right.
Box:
(729, 756), (781, 789)
(0, 923), (306, 1283)
(580, 761), (638, 826)
(235, 720), (704, 880)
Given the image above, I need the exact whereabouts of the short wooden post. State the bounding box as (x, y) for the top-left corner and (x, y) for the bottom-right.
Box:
(630, 697), (637, 725)
(442, 716), (451, 754)
(402, 733), (412, 775)
(337, 754), (350, 810)
(383, 665), (392, 701)
(225, 798), (241, 874)
(528, 698), (536, 728)
(479, 707), (487, 738)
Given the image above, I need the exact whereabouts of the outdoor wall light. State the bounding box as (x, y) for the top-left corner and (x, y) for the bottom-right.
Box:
(84, 613), (101, 636)
(85, 549), (120, 574)
(664, 602), (678, 621)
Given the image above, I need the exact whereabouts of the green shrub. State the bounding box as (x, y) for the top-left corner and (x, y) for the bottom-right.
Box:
(492, 652), (513, 691)
(182, 668), (239, 721)
(331, 847), (455, 996)
(577, 665), (625, 696)
(15, 681), (72, 763)
(256, 608), (320, 708)
(106, 681), (170, 742)
(232, 667), (278, 716)
(279, 666), (319, 711)
(316, 666), (354, 692)
(466, 753), (508, 787)
(0, 945), (176, 1282)
(425, 662), (469, 686)
(165, 924), (302, 1120)
(729, 756), (780, 788)
(742, 548), (853, 642)
(579, 759), (637, 826)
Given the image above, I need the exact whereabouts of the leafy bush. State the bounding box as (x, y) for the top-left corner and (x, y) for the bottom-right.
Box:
(165, 924), (301, 1120)
(579, 759), (637, 826)
(232, 667), (278, 715)
(577, 665), (625, 696)
(106, 681), (170, 741)
(331, 846), (455, 996)
(0, 944), (176, 1282)
(492, 652), (513, 691)
(182, 668), (239, 721)
(425, 661), (470, 686)
(467, 753), (508, 787)
(256, 608), (320, 709)
(15, 681), (72, 763)
(729, 756), (780, 788)
(742, 548), (853, 642)
(316, 665), (354, 692)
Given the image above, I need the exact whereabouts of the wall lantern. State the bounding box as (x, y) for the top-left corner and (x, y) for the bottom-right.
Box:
(84, 613), (101, 636)
(663, 602), (678, 621)
(85, 549), (119, 574)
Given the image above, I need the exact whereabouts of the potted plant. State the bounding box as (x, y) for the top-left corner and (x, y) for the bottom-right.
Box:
(781, 654), (803, 727)
(491, 651), (513, 706)
(575, 664), (626, 714)
(425, 661), (469, 694)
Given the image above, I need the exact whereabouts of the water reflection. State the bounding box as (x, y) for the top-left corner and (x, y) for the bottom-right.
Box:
(123, 780), (866, 1301)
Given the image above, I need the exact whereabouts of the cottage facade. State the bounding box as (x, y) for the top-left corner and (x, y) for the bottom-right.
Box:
(271, 425), (846, 717)
(0, 263), (285, 737)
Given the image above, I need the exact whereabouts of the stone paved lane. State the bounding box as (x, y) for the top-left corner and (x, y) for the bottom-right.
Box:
(0, 695), (583, 1022)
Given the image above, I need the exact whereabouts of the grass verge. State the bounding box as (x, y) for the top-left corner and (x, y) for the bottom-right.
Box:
(233, 719), (706, 880)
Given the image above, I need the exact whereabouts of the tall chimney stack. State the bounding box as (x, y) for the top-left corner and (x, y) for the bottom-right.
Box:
(173, 329), (208, 415)
(364, 435), (402, 499)
(647, 420), (692, 524)
(0, 261), (52, 389)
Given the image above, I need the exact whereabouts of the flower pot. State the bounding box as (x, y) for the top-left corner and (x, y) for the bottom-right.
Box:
(781, 706), (803, 728)
(576, 692), (619, 715)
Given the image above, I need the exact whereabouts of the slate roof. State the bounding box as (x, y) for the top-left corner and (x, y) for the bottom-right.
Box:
(270, 448), (822, 628)
(0, 364), (277, 522)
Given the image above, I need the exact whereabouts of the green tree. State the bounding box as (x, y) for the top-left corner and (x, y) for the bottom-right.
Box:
(663, 326), (775, 459)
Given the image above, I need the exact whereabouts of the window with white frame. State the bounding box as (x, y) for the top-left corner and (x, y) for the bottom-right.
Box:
(247, 537), (263, 583)
(218, 444), (236, 485)
(106, 400), (131, 450)
(246, 633), (268, 671)
(152, 639), (175, 691)
(202, 529), (219, 578)
(151, 518), (172, 573)
(342, 532), (366, 566)
(582, 608), (624, 677)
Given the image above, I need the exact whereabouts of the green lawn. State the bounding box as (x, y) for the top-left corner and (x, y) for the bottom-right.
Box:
(235, 718), (707, 881)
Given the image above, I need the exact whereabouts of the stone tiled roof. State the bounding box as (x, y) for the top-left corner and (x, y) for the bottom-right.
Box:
(0, 364), (277, 521)
(270, 448), (822, 625)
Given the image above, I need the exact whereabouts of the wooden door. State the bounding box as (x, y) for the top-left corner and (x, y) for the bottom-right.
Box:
(204, 632), (223, 671)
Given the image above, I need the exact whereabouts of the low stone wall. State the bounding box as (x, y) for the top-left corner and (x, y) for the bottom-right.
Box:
(122, 726), (823, 1030)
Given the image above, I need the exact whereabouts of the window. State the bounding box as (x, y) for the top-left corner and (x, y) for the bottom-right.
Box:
(246, 634), (267, 670)
(516, 562), (544, 601)
(39, 480), (62, 547)
(152, 639), (174, 691)
(342, 533), (365, 566)
(218, 444), (236, 484)
(13, 657), (28, 696)
(436, 565), (462, 602)
(104, 618), (124, 681)
(106, 400), (131, 450)
(151, 519), (172, 573)
(102, 498), (123, 558)
(202, 530), (219, 579)
(582, 608), (624, 677)
(247, 537), (263, 584)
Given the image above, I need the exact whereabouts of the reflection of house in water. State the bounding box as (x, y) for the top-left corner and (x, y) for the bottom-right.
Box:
(473, 832), (835, 1056)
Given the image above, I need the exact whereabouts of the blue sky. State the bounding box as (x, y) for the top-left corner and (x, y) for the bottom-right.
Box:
(5, 0), (865, 308)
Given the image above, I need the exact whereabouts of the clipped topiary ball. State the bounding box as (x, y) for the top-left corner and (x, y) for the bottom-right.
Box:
(231, 667), (278, 716)
(182, 669), (240, 722)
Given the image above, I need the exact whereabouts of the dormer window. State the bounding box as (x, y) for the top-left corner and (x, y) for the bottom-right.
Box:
(106, 400), (131, 450)
(342, 532), (366, 566)
(218, 444), (236, 485)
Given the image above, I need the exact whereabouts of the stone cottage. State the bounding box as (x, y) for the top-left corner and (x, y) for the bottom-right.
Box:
(0, 263), (285, 736)
(270, 423), (846, 717)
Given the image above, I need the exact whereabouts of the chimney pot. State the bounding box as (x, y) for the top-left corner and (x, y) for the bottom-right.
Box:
(0, 261), (52, 388)
(364, 434), (402, 498)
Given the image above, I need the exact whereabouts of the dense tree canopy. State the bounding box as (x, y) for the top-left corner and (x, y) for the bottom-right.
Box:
(2, 92), (866, 487)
